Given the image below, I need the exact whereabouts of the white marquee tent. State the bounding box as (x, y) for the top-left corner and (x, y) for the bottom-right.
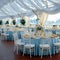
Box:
(0, 0), (60, 19)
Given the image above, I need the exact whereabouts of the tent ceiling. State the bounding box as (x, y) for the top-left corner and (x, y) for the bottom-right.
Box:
(0, 0), (14, 8)
(0, 0), (60, 19)
(49, 0), (60, 4)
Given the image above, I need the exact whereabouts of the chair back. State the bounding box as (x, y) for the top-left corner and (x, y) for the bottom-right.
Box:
(13, 33), (18, 40)
(45, 31), (52, 38)
(40, 37), (51, 45)
(22, 33), (31, 44)
(13, 33), (19, 44)
(56, 30), (60, 35)
(2, 25), (7, 32)
(53, 36), (59, 43)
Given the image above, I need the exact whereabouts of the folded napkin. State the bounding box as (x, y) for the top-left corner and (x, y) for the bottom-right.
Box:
(23, 34), (30, 38)
(50, 34), (58, 38)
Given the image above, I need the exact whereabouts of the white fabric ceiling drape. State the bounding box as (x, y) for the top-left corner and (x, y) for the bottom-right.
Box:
(0, 0), (60, 19)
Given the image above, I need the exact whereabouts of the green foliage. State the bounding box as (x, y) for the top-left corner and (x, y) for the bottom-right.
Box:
(36, 18), (39, 21)
(20, 19), (26, 25)
(0, 20), (2, 25)
(15, 25), (18, 27)
(5, 20), (9, 24)
(36, 25), (42, 30)
(12, 20), (16, 25)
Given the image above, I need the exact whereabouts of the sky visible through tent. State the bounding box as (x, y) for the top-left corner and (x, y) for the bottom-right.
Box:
(47, 13), (60, 22)
(45, 13), (60, 25)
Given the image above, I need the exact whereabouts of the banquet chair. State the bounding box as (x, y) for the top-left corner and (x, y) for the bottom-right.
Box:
(13, 32), (24, 54)
(39, 38), (51, 58)
(56, 31), (60, 38)
(53, 36), (60, 54)
(22, 33), (35, 58)
(1, 26), (9, 40)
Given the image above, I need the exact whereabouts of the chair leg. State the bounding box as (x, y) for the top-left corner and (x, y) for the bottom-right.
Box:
(30, 49), (32, 58)
(14, 45), (16, 52)
(34, 48), (35, 56)
(54, 46), (56, 54)
(56, 47), (58, 53)
(23, 47), (25, 56)
(49, 48), (51, 58)
(17, 45), (18, 54)
(2, 35), (4, 40)
(47, 49), (49, 55)
(41, 48), (43, 59)
(39, 48), (40, 56)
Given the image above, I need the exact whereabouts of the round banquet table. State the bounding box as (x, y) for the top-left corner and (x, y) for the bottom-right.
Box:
(22, 37), (59, 56)
(2, 30), (60, 56)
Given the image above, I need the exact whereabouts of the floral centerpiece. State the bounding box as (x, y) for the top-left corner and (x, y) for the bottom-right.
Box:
(12, 20), (16, 25)
(36, 25), (42, 31)
(0, 20), (2, 25)
(5, 20), (10, 27)
(20, 19), (26, 25)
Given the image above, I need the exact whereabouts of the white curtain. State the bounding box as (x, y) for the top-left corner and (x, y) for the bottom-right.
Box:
(38, 12), (48, 26)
